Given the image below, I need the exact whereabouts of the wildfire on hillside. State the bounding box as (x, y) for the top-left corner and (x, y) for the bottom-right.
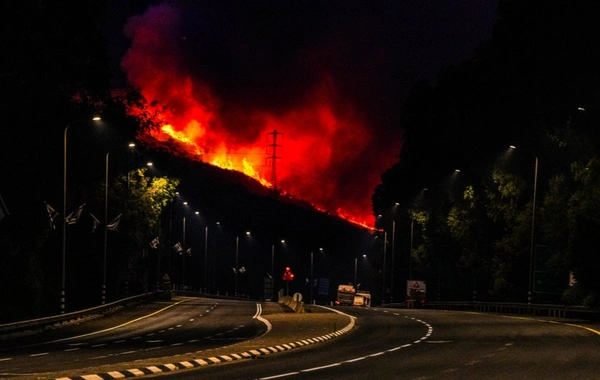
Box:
(118, 2), (401, 230)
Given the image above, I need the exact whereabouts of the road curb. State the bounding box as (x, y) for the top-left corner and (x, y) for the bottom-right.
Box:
(52, 308), (356, 380)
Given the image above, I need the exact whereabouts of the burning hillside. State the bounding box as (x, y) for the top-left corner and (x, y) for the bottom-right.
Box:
(118, 2), (401, 228)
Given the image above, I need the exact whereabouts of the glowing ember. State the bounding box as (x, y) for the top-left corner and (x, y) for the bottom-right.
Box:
(119, 3), (401, 229)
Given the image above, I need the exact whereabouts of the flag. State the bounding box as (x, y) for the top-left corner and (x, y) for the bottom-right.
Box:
(150, 237), (160, 249)
(173, 242), (183, 253)
(45, 202), (59, 230)
(185, 247), (192, 256)
(238, 266), (246, 274)
(90, 213), (102, 232)
(0, 193), (9, 221)
(65, 203), (85, 225)
(231, 266), (237, 273)
(106, 213), (122, 232)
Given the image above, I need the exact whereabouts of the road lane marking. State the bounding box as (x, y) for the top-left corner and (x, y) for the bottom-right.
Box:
(63, 348), (80, 352)
(30, 352), (49, 357)
(261, 372), (300, 379)
(345, 357), (366, 362)
(302, 363), (341, 372)
(47, 298), (191, 343)
(0, 358), (13, 361)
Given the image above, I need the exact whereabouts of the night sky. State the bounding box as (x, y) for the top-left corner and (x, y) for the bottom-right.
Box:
(103, 0), (500, 225)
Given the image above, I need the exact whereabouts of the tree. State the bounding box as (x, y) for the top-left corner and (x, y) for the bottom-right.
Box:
(104, 168), (179, 296)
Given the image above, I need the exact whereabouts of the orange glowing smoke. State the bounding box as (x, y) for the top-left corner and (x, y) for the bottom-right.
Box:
(120, 3), (400, 228)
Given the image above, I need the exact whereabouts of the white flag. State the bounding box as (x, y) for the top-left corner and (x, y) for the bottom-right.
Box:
(66, 203), (85, 225)
(238, 266), (246, 273)
(150, 237), (160, 249)
(89, 213), (102, 232)
(45, 202), (59, 230)
(106, 213), (122, 232)
(231, 266), (237, 273)
(173, 242), (183, 253)
(186, 247), (192, 256)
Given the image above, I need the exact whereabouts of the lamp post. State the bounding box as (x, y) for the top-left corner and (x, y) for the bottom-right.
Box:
(391, 218), (396, 303)
(235, 231), (251, 297)
(509, 146), (539, 304)
(235, 235), (239, 297)
(382, 230), (387, 304)
(182, 209), (187, 290)
(103, 143), (135, 305)
(271, 239), (285, 300)
(354, 257), (358, 288)
(409, 219), (414, 280)
(62, 117), (100, 313)
(309, 248), (323, 306)
(204, 225), (208, 293)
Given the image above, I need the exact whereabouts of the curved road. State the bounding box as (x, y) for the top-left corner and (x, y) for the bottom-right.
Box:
(163, 306), (600, 380)
(0, 297), (264, 378)
(2, 299), (599, 379)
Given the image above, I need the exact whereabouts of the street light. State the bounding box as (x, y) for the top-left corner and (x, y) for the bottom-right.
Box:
(509, 145), (539, 304)
(381, 230), (388, 304)
(271, 239), (285, 300)
(235, 231), (251, 297)
(62, 116), (101, 313)
(309, 247), (323, 306)
(182, 202), (188, 289)
(354, 254), (367, 290)
(195, 211), (214, 293)
(102, 142), (135, 304)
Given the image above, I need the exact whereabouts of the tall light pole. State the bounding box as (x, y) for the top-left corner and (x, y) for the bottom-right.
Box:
(235, 231), (250, 297)
(354, 257), (358, 289)
(391, 218), (396, 303)
(182, 209), (187, 289)
(382, 231), (387, 304)
(103, 143), (135, 305)
(62, 117), (100, 313)
(235, 235), (239, 297)
(309, 248), (323, 306)
(271, 239), (285, 300)
(204, 225), (208, 293)
(510, 146), (539, 304)
(409, 219), (414, 280)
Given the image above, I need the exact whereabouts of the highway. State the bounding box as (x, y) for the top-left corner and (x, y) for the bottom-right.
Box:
(1, 298), (599, 379)
(0, 297), (264, 378)
(155, 306), (600, 380)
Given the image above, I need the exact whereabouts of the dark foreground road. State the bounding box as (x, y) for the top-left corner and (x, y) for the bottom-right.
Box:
(2, 298), (598, 380)
(159, 307), (600, 380)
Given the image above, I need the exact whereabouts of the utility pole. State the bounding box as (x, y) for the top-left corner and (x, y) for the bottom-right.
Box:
(267, 130), (283, 191)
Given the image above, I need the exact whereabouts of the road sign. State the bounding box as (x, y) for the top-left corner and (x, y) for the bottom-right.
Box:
(406, 280), (426, 295)
(282, 267), (294, 281)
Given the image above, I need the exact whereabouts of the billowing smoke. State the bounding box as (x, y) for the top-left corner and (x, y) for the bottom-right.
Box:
(120, 1), (401, 226)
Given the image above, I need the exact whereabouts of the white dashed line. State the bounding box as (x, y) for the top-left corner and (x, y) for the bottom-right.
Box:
(302, 363), (342, 372)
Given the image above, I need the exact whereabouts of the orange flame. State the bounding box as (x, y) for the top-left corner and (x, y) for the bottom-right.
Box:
(119, 3), (402, 230)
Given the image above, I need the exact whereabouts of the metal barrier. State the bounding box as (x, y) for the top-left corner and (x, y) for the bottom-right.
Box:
(426, 301), (600, 320)
(0, 292), (155, 335)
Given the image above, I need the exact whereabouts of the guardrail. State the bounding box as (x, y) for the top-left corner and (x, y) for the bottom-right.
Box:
(426, 301), (600, 320)
(0, 292), (155, 335)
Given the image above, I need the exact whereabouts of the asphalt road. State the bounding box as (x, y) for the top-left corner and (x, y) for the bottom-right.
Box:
(0, 297), (264, 378)
(160, 307), (600, 380)
(1, 298), (599, 380)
